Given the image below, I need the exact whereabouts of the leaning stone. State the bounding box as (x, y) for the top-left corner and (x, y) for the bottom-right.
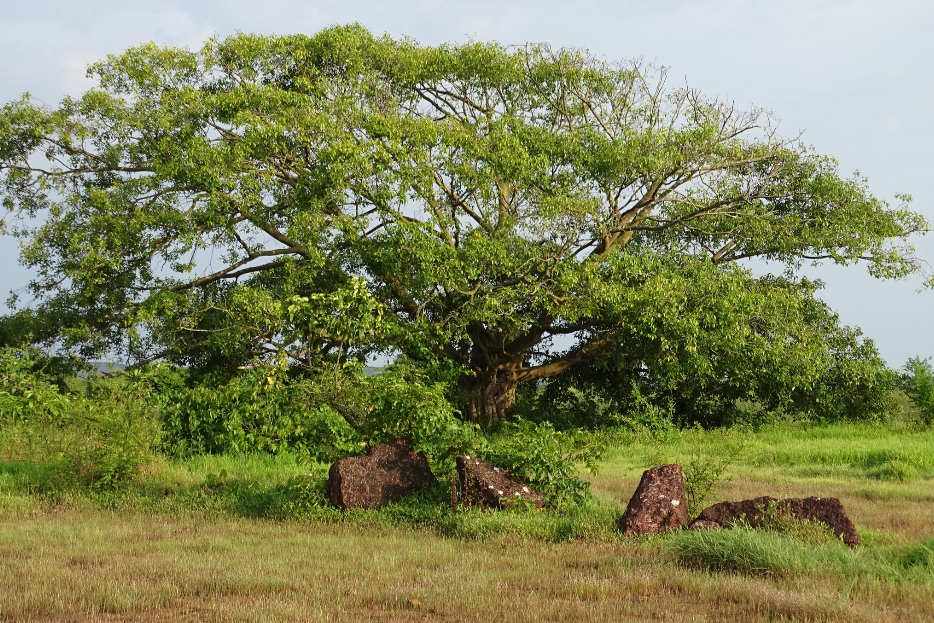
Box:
(618, 464), (689, 536)
(692, 495), (860, 546)
(455, 455), (546, 509)
(327, 439), (435, 510)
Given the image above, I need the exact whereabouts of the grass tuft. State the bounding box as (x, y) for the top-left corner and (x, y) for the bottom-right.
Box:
(668, 526), (934, 583)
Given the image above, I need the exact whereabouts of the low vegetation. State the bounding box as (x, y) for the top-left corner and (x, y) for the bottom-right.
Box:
(2, 360), (934, 621)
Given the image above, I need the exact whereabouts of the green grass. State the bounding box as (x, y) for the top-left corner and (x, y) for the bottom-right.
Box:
(598, 421), (934, 481)
(4, 421), (934, 540)
(668, 526), (934, 581)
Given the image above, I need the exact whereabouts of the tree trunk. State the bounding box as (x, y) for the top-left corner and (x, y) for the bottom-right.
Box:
(458, 370), (519, 428)
(454, 321), (600, 426)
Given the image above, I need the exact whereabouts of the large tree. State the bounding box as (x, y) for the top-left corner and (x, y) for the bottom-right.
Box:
(0, 26), (927, 424)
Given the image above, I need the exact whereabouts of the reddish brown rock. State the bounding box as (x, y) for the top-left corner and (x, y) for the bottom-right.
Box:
(618, 464), (689, 536)
(775, 497), (861, 547)
(691, 496), (860, 546)
(455, 455), (546, 509)
(691, 496), (777, 528)
(327, 439), (435, 509)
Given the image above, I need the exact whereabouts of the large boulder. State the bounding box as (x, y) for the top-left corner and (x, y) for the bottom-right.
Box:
(455, 455), (546, 509)
(691, 496), (777, 528)
(327, 439), (435, 509)
(618, 464), (689, 536)
(691, 496), (860, 546)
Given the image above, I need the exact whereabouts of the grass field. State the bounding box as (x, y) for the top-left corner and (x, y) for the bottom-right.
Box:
(2, 423), (934, 622)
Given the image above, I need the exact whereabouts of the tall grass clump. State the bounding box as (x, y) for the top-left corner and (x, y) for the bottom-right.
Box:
(669, 527), (817, 576)
(668, 527), (934, 583)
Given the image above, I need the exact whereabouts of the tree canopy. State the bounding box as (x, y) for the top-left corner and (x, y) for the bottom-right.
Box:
(0, 25), (927, 425)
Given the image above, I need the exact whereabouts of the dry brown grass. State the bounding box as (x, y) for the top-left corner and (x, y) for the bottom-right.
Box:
(0, 505), (931, 623)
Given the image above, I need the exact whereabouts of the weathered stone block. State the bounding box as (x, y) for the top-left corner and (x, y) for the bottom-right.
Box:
(327, 439), (435, 510)
(455, 455), (545, 509)
(618, 464), (689, 536)
(690, 496), (860, 546)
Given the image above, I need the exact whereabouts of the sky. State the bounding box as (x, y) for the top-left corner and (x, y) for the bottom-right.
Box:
(0, 0), (932, 366)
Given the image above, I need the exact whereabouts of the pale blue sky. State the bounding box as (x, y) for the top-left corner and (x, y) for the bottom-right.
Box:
(1, 0), (932, 365)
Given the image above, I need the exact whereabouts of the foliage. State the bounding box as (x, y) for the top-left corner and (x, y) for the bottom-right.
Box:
(360, 361), (479, 468)
(0, 25), (925, 426)
(526, 276), (896, 428)
(161, 364), (362, 460)
(158, 355), (480, 469)
(682, 440), (743, 519)
(0, 347), (70, 423)
(520, 377), (680, 438)
(612, 385), (679, 439)
(0, 311), (87, 390)
(897, 357), (934, 424)
(479, 419), (607, 506)
(0, 347), (160, 491)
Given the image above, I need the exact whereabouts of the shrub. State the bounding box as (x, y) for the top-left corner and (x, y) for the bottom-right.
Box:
(65, 380), (161, 491)
(0, 358), (160, 493)
(361, 362), (478, 470)
(683, 453), (736, 520)
(897, 357), (934, 425)
(0, 347), (70, 423)
(161, 366), (362, 460)
(479, 419), (607, 507)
